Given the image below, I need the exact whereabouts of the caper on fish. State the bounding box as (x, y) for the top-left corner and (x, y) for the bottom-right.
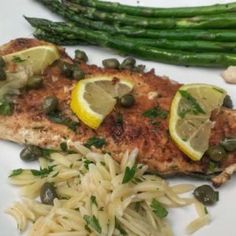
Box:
(221, 138), (236, 152)
(27, 75), (43, 89)
(60, 61), (74, 78)
(206, 145), (227, 162)
(193, 185), (219, 205)
(73, 68), (85, 80)
(20, 145), (42, 162)
(75, 49), (88, 62)
(223, 95), (233, 109)
(0, 67), (7, 81)
(0, 56), (6, 68)
(120, 57), (136, 70)
(120, 94), (135, 108)
(102, 58), (120, 69)
(42, 96), (58, 114)
(40, 182), (58, 205)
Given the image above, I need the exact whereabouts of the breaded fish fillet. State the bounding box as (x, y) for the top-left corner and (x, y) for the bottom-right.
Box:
(0, 38), (236, 186)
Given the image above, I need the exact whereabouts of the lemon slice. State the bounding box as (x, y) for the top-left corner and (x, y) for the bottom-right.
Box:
(2, 45), (60, 74)
(169, 84), (226, 161)
(70, 75), (134, 129)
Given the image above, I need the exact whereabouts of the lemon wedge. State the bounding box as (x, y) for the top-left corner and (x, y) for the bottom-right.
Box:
(169, 84), (226, 161)
(70, 75), (134, 129)
(3, 45), (60, 74)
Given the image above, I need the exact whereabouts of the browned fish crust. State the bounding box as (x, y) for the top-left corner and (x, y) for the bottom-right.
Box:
(0, 38), (236, 185)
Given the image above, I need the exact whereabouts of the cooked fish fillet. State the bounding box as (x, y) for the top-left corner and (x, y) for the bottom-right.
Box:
(0, 38), (236, 186)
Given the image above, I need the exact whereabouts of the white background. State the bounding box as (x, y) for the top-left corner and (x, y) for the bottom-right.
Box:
(0, 0), (236, 235)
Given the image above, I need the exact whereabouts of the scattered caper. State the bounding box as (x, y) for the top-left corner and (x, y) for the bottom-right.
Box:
(223, 95), (233, 109)
(27, 76), (43, 89)
(73, 68), (85, 80)
(40, 182), (58, 205)
(20, 145), (42, 162)
(221, 138), (236, 152)
(206, 145), (227, 162)
(120, 94), (135, 108)
(75, 49), (88, 62)
(60, 61), (74, 78)
(0, 56), (6, 68)
(102, 58), (120, 69)
(134, 64), (145, 73)
(0, 68), (7, 81)
(42, 96), (58, 114)
(193, 185), (219, 205)
(120, 57), (136, 70)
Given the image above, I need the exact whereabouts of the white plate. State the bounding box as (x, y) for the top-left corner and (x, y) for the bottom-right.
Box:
(0, 0), (236, 235)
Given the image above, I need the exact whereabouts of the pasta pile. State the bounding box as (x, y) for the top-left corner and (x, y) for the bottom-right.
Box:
(6, 144), (210, 236)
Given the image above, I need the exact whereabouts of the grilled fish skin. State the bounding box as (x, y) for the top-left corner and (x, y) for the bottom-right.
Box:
(0, 38), (236, 186)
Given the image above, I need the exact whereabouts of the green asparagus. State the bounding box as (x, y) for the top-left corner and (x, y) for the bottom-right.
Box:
(68, 0), (236, 17)
(32, 24), (236, 53)
(64, 1), (236, 29)
(35, 0), (236, 42)
(25, 17), (236, 67)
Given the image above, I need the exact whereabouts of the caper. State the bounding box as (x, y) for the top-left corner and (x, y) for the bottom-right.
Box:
(75, 49), (88, 62)
(40, 182), (58, 205)
(60, 61), (74, 78)
(134, 64), (145, 73)
(73, 68), (85, 80)
(0, 56), (6, 68)
(221, 138), (236, 152)
(20, 145), (42, 162)
(0, 68), (7, 81)
(206, 145), (227, 162)
(120, 94), (135, 108)
(120, 57), (136, 70)
(193, 185), (219, 205)
(102, 58), (120, 69)
(42, 96), (58, 114)
(223, 95), (233, 109)
(27, 76), (43, 89)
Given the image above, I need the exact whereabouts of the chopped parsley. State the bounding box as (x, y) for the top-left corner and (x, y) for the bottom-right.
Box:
(90, 195), (98, 207)
(12, 56), (26, 63)
(150, 199), (168, 219)
(84, 159), (93, 170)
(31, 166), (54, 178)
(83, 215), (102, 233)
(122, 164), (137, 184)
(143, 106), (168, 119)
(178, 90), (205, 118)
(115, 113), (123, 125)
(60, 142), (68, 152)
(84, 136), (106, 149)
(9, 168), (23, 177)
(0, 100), (13, 116)
(47, 112), (79, 131)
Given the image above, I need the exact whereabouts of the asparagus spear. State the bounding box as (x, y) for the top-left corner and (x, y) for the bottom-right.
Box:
(35, 0), (236, 42)
(25, 17), (236, 67)
(67, 0), (236, 17)
(32, 24), (236, 53)
(64, 1), (236, 29)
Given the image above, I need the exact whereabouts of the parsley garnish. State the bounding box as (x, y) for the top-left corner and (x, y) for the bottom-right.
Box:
(178, 90), (205, 118)
(84, 136), (106, 149)
(143, 106), (168, 119)
(122, 164), (137, 184)
(9, 168), (23, 177)
(60, 142), (68, 152)
(0, 100), (13, 116)
(83, 215), (102, 233)
(31, 166), (54, 177)
(150, 199), (168, 219)
(47, 112), (79, 131)
(115, 113), (123, 125)
(84, 159), (93, 170)
(90, 195), (98, 207)
(12, 56), (26, 63)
